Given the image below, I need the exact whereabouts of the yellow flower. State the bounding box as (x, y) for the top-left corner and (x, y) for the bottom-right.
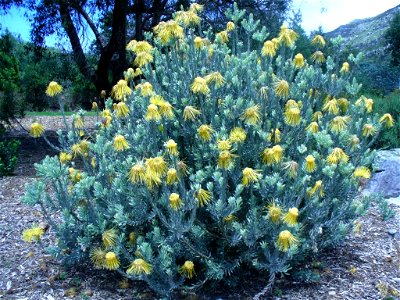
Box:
(242, 167), (261, 186)
(261, 145), (283, 165)
(379, 113), (394, 128)
(115, 102), (129, 118)
(349, 135), (360, 149)
(205, 72), (225, 88)
(267, 128), (281, 143)
(133, 68), (142, 77)
(311, 34), (326, 47)
(229, 127), (246, 143)
(128, 231), (136, 244)
(261, 40), (276, 57)
(353, 166), (371, 179)
(183, 106), (201, 121)
(196, 188), (212, 207)
(284, 100), (301, 126)
(189, 3), (203, 13)
(104, 252), (120, 270)
(144, 170), (162, 189)
(129, 163), (146, 184)
(330, 116), (351, 133)
(191, 77), (210, 95)
(283, 160), (298, 178)
(90, 247), (106, 268)
(134, 51), (153, 67)
(216, 30), (229, 43)
(102, 229), (117, 248)
(145, 156), (167, 176)
(306, 122), (319, 133)
(169, 193), (183, 210)
(59, 152), (72, 164)
(145, 104), (161, 121)
(126, 40), (153, 53)
(217, 139), (231, 151)
(362, 124), (377, 137)
(312, 111), (323, 122)
(175, 10), (201, 26)
(159, 101), (174, 119)
(323, 98), (339, 115)
(218, 150), (235, 169)
(242, 105), (260, 125)
(136, 82), (153, 97)
(305, 155), (317, 173)
(100, 90), (107, 98)
(177, 160), (189, 175)
(68, 167), (82, 183)
(274, 80), (290, 98)
(272, 145), (284, 163)
(22, 225), (44, 242)
(127, 258), (152, 275)
(154, 20), (184, 44)
(165, 139), (178, 156)
(226, 21), (235, 32)
(293, 53), (305, 68)
(73, 116), (84, 129)
(194, 36), (204, 49)
(166, 168), (179, 185)
(150, 94), (166, 106)
(92, 102), (98, 110)
(340, 62), (350, 73)
(111, 79), (132, 101)
(268, 202), (282, 223)
(307, 180), (324, 197)
(179, 261), (196, 279)
(124, 68), (135, 81)
(327, 148), (349, 164)
(278, 25), (298, 47)
(30, 122), (45, 138)
(364, 98), (374, 113)
(45, 81), (63, 97)
(311, 51), (326, 64)
(283, 207), (299, 226)
(338, 98), (349, 113)
(277, 230), (298, 252)
(198, 124), (214, 141)
(114, 135), (130, 152)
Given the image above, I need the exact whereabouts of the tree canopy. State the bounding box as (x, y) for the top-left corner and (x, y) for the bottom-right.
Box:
(386, 12), (400, 67)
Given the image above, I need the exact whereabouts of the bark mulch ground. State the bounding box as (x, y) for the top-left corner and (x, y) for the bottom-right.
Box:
(0, 117), (399, 299)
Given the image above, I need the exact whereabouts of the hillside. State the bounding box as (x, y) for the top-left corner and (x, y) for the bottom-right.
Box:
(326, 4), (400, 55)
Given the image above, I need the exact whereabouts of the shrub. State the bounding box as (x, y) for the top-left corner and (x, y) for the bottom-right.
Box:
(23, 4), (393, 296)
(0, 138), (20, 176)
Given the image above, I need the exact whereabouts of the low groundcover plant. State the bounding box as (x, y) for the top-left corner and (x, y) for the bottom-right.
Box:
(23, 3), (394, 296)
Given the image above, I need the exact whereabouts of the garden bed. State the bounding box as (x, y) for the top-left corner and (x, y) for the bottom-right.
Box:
(0, 117), (399, 299)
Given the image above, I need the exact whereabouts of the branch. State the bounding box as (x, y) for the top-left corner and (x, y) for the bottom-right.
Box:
(75, 5), (106, 49)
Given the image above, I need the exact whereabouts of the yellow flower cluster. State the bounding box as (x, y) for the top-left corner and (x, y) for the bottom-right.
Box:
(22, 225), (44, 242)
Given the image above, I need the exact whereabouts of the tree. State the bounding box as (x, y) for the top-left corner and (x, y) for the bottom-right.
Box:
(1, 0), (292, 103)
(386, 12), (400, 67)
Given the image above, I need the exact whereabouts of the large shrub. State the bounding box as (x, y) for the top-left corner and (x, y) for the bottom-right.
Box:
(23, 4), (393, 296)
(0, 138), (20, 176)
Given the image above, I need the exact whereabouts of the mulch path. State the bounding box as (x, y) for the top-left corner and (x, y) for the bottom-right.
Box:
(1, 117), (399, 299)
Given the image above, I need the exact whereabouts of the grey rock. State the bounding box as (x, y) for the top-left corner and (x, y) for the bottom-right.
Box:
(364, 149), (400, 198)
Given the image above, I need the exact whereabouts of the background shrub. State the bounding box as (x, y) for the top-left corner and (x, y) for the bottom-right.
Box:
(0, 138), (20, 176)
(23, 4), (392, 297)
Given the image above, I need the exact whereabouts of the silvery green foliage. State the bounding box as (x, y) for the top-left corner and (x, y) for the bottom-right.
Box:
(24, 4), (385, 296)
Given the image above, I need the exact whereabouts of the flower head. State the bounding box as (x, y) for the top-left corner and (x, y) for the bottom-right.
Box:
(127, 258), (152, 275)
(74, 116), (84, 129)
(111, 80), (132, 101)
(283, 160), (298, 178)
(22, 225), (44, 242)
(283, 207), (299, 226)
(166, 168), (179, 185)
(216, 30), (229, 43)
(92, 102), (98, 110)
(183, 106), (201, 121)
(102, 229), (117, 248)
(175, 10), (201, 26)
(136, 82), (153, 97)
(274, 80), (290, 98)
(226, 21), (235, 32)
(362, 124), (377, 137)
(196, 188), (212, 207)
(104, 252), (120, 270)
(293, 53), (305, 68)
(179, 261), (195, 279)
(242, 105), (260, 125)
(134, 51), (153, 67)
(267, 128), (281, 143)
(198, 124), (214, 141)
(128, 163), (146, 184)
(305, 155), (317, 173)
(278, 25), (298, 47)
(145, 156), (167, 176)
(242, 167), (261, 186)
(262, 40), (277, 57)
(306, 122), (319, 133)
(165, 139), (178, 156)
(154, 20), (184, 44)
(311, 51), (326, 64)
(191, 77), (210, 94)
(353, 166), (371, 179)
(267, 203), (282, 223)
(194, 36), (204, 49)
(59, 152), (72, 164)
(114, 135), (130, 152)
(312, 111), (323, 122)
(323, 98), (339, 115)
(159, 101), (174, 119)
(90, 247), (106, 268)
(218, 150), (235, 169)
(277, 230), (298, 252)
(364, 98), (374, 113)
(169, 193), (183, 210)
(284, 100), (301, 126)
(327, 148), (349, 164)
(340, 62), (350, 73)
(46, 81), (63, 97)
(379, 113), (394, 128)
(330, 116), (351, 133)
(338, 98), (349, 113)
(229, 127), (246, 143)
(217, 139), (231, 151)
(30, 123), (45, 138)
(205, 72), (225, 88)
(311, 35), (326, 47)
(145, 104), (161, 121)
(307, 180), (324, 197)
(115, 102), (129, 118)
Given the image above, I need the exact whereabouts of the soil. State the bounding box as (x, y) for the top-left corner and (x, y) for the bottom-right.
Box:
(0, 117), (399, 300)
